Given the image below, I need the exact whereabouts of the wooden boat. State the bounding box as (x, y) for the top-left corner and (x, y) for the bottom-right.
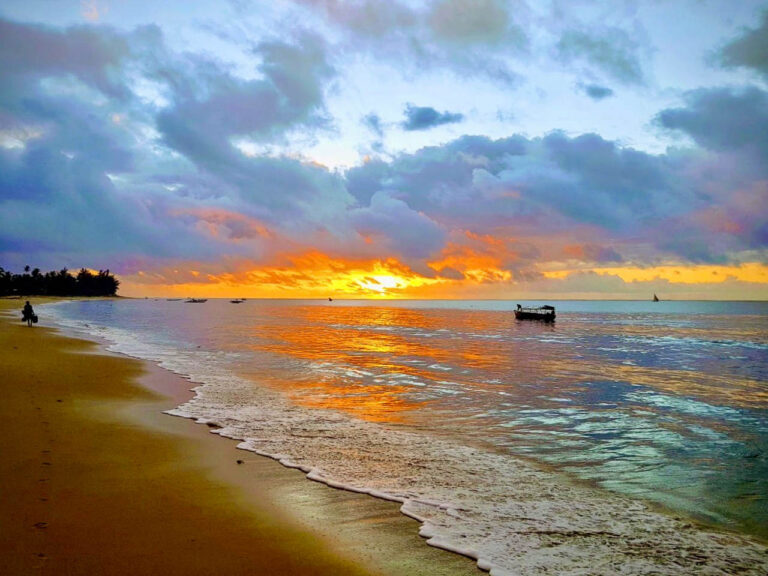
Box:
(514, 304), (556, 322)
(185, 298), (208, 303)
(230, 299), (245, 303)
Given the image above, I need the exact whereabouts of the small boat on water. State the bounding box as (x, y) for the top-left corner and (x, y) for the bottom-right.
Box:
(185, 298), (208, 303)
(166, 298), (183, 301)
(230, 298), (245, 303)
(515, 304), (556, 322)
(653, 293), (659, 302)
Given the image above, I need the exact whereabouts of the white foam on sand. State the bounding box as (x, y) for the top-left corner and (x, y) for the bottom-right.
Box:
(46, 306), (768, 575)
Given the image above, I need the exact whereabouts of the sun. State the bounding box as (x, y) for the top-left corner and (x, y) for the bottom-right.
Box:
(355, 274), (406, 295)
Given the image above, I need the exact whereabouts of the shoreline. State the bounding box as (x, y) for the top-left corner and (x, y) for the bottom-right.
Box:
(8, 298), (768, 575)
(0, 299), (480, 575)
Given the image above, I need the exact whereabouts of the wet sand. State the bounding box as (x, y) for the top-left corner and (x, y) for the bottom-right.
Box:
(0, 299), (480, 576)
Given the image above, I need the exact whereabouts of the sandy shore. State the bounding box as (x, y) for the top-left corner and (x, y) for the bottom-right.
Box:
(0, 299), (479, 576)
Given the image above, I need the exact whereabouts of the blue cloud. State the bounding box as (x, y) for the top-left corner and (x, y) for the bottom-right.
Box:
(556, 27), (645, 85)
(716, 10), (768, 78)
(581, 83), (614, 100)
(655, 86), (768, 159)
(401, 104), (464, 131)
(362, 113), (384, 138)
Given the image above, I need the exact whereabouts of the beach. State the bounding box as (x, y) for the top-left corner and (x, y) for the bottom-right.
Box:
(0, 299), (479, 576)
(4, 297), (767, 576)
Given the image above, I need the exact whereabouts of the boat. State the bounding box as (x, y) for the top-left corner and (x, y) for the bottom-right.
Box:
(166, 298), (183, 301)
(185, 298), (208, 303)
(653, 293), (659, 302)
(230, 299), (245, 303)
(514, 304), (556, 322)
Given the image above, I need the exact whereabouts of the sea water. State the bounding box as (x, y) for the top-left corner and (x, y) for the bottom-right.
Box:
(44, 299), (768, 574)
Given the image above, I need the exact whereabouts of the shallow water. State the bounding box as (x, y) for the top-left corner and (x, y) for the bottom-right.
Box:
(46, 299), (768, 573)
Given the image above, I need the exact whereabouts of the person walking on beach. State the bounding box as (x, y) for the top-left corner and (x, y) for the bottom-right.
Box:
(22, 301), (37, 327)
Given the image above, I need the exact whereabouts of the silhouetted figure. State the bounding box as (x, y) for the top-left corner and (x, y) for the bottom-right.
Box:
(22, 301), (37, 326)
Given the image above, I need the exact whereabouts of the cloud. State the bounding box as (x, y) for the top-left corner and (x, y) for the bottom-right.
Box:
(1, 12), (765, 291)
(401, 104), (464, 131)
(429, 0), (523, 47)
(156, 32), (334, 162)
(563, 244), (623, 263)
(362, 112), (384, 138)
(716, 10), (768, 78)
(350, 191), (446, 260)
(0, 18), (132, 104)
(556, 26), (645, 85)
(286, 0), (524, 85)
(344, 120), (768, 266)
(0, 18), (346, 272)
(654, 86), (768, 158)
(580, 83), (614, 100)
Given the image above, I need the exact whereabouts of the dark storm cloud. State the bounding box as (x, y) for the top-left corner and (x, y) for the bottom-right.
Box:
(556, 27), (645, 85)
(401, 104), (464, 131)
(716, 10), (768, 78)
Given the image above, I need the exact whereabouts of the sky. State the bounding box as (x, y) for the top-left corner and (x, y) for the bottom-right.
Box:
(0, 0), (767, 299)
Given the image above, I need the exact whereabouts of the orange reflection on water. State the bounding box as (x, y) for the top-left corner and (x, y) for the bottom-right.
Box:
(250, 305), (509, 422)
(289, 380), (419, 423)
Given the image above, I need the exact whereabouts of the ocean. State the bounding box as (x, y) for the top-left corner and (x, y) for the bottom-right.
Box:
(44, 299), (768, 574)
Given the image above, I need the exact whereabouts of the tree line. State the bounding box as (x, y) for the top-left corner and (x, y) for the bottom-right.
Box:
(0, 266), (120, 297)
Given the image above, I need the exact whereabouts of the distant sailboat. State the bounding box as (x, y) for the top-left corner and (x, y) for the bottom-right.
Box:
(653, 293), (659, 302)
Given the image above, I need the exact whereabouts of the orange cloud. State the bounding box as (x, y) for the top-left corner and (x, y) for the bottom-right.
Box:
(123, 251), (449, 299)
(170, 208), (273, 241)
(429, 230), (514, 283)
(544, 262), (768, 284)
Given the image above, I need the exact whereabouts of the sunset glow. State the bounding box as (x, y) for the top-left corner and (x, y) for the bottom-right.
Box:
(1, 1), (766, 300)
(544, 263), (768, 285)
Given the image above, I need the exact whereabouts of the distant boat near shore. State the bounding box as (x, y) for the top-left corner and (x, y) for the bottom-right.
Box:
(230, 298), (245, 303)
(514, 304), (556, 322)
(653, 293), (660, 302)
(185, 298), (207, 303)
